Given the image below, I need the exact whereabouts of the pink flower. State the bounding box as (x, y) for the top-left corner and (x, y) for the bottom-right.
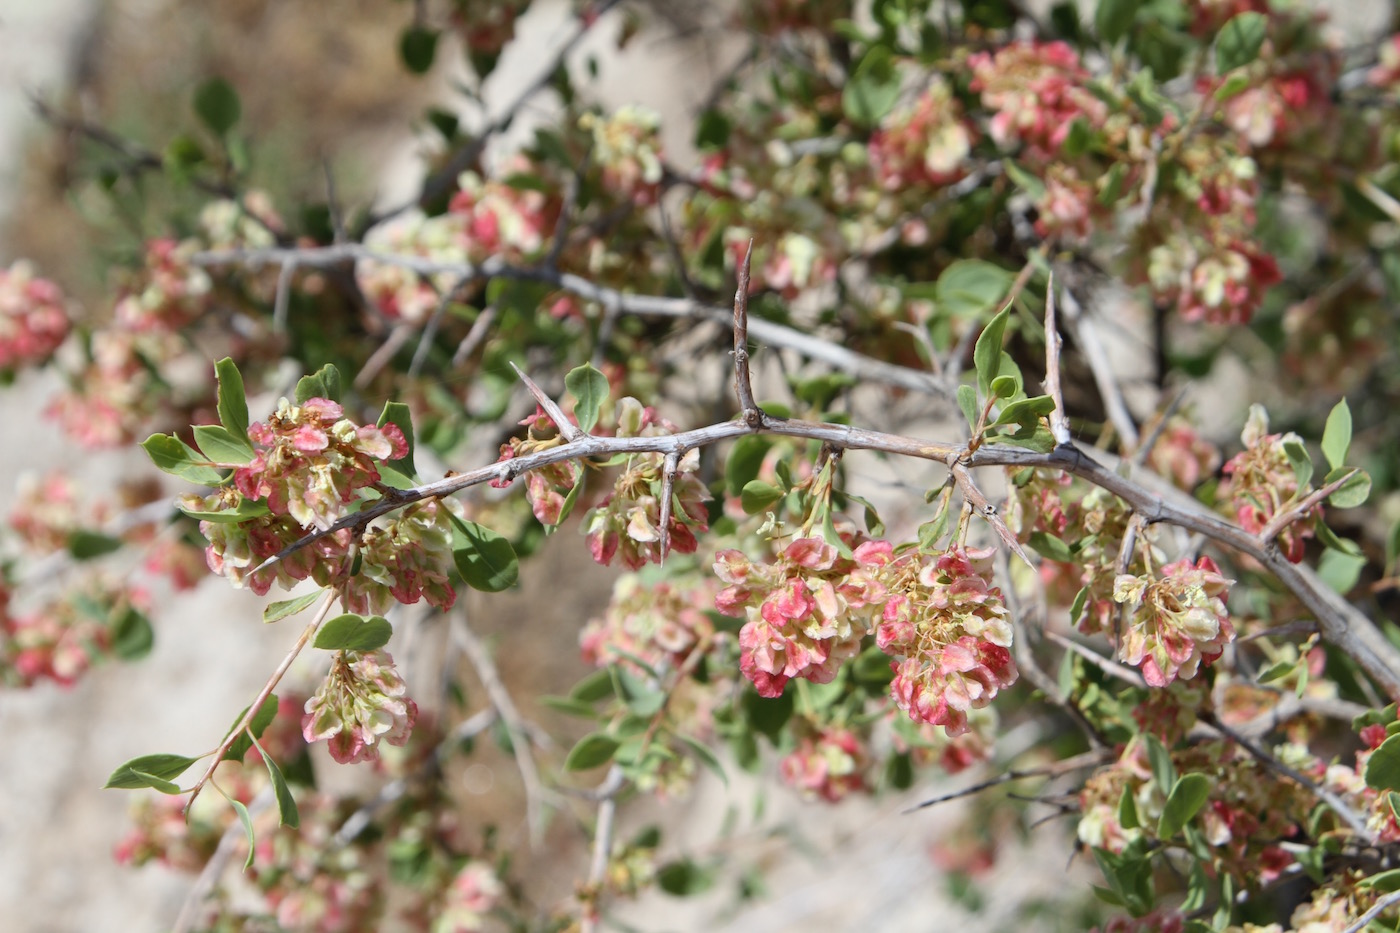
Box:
(302, 649), (418, 764)
(779, 726), (868, 802)
(890, 636), (1017, 736)
(969, 41), (1107, 161)
(1115, 556), (1235, 686)
(868, 78), (974, 190)
(0, 260), (70, 372)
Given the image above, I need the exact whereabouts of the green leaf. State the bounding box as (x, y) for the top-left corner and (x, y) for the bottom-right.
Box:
(957, 384), (979, 433)
(193, 424), (255, 466)
(1214, 71), (1252, 101)
(1142, 733), (1176, 793)
(539, 695), (600, 718)
(1319, 547), (1366, 595)
(1158, 773), (1212, 838)
(1257, 660), (1295, 684)
(743, 686), (794, 742)
(1070, 586), (1090, 625)
(564, 732), (620, 771)
(740, 480), (785, 514)
(1096, 162), (1129, 206)
(231, 798), (256, 870)
(1215, 11), (1268, 74)
(67, 530), (123, 560)
(1360, 868), (1400, 893)
(294, 364), (343, 404)
(112, 606), (154, 660)
(314, 614), (393, 651)
(657, 858), (716, 896)
(936, 260), (1013, 319)
(105, 753), (200, 789)
(214, 357), (250, 440)
(676, 734), (727, 785)
(179, 497), (270, 523)
(990, 374), (1018, 399)
(565, 362), (609, 433)
(974, 306), (1011, 401)
(1095, 0), (1137, 43)
(1028, 531), (1074, 563)
(993, 395), (1056, 428)
(264, 592), (322, 624)
(377, 401), (417, 478)
(1325, 467), (1370, 509)
(451, 517), (519, 592)
(1117, 787), (1140, 831)
(193, 77), (241, 136)
(1282, 439), (1313, 490)
(1366, 734), (1400, 791)
(842, 45), (901, 127)
(142, 433), (225, 485)
(853, 643), (896, 685)
(725, 435), (773, 497)
(571, 667), (616, 703)
(1313, 516), (1361, 555)
(398, 26), (440, 74)
(257, 740), (299, 829)
(1003, 159), (1046, 201)
(222, 694), (280, 764)
(1321, 399), (1352, 471)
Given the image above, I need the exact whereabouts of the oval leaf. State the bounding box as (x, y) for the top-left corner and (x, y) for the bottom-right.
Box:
(314, 614), (393, 651)
(1321, 399), (1352, 471)
(142, 433), (225, 485)
(399, 26), (440, 75)
(739, 480), (784, 514)
(451, 518), (519, 592)
(974, 306), (1011, 401)
(725, 435), (773, 497)
(193, 424), (255, 465)
(67, 530), (123, 561)
(1365, 734), (1400, 792)
(565, 362), (609, 434)
(264, 592), (322, 624)
(193, 77), (241, 136)
(1325, 467), (1370, 509)
(222, 694), (281, 763)
(215, 357), (249, 440)
(565, 732), (621, 771)
(1158, 773), (1212, 838)
(105, 753), (200, 789)
(1215, 11), (1268, 74)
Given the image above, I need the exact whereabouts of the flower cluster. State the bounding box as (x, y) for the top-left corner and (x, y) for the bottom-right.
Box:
(196, 502), (353, 596)
(433, 861), (505, 933)
(1221, 405), (1315, 562)
(0, 260), (70, 374)
(968, 41), (1107, 161)
(491, 404), (579, 525)
(7, 472), (105, 554)
(877, 547), (1018, 736)
(779, 724), (868, 802)
(113, 237), (213, 332)
(867, 78), (973, 191)
(0, 579), (149, 687)
(1145, 415), (1222, 491)
(580, 573), (716, 672)
(234, 397), (408, 531)
(583, 398), (709, 569)
(357, 167), (556, 321)
(302, 648), (419, 764)
(579, 105), (665, 206)
(715, 536), (890, 698)
(1146, 231), (1282, 325)
(342, 499), (458, 615)
(1114, 556), (1235, 687)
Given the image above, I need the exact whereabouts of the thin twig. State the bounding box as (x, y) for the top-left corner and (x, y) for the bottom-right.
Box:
(171, 786), (275, 933)
(1343, 888), (1400, 933)
(510, 362), (585, 442)
(732, 239), (762, 424)
(185, 593), (337, 813)
(581, 765), (625, 933)
(272, 261), (297, 333)
(658, 450), (680, 564)
(1045, 630), (1147, 687)
(1057, 281), (1140, 451)
(1257, 469), (1358, 545)
(353, 323), (415, 390)
(451, 304), (497, 369)
(452, 615), (555, 847)
(1042, 272), (1072, 447)
(906, 749), (1111, 812)
(1131, 387), (1189, 468)
(948, 458), (1033, 568)
(409, 274), (475, 378)
(1201, 711), (1373, 841)
(190, 244), (951, 397)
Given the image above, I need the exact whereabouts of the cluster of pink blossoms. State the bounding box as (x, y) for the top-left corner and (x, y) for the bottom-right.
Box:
(580, 573), (716, 672)
(967, 40), (1107, 160)
(433, 861), (505, 933)
(579, 105), (665, 206)
(778, 725), (869, 803)
(7, 472), (107, 554)
(233, 397), (407, 531)
(491, 404), (579, 526)
(302, 648), (418, 765)
(867, 78), (974, 191)
(342, 499), (458, 615)
(1114, 556), (1235, 687)
(583, 398), (710, 569)
(1, 579), (148, 687)
(0, 260), (70, 374)
(1221, 404), (1316, 563)
(715, 536), (890, 699)
(877, 546), (1017, 736)
(1145, 415), (1222, 491)
(358, 166), (555, 322)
